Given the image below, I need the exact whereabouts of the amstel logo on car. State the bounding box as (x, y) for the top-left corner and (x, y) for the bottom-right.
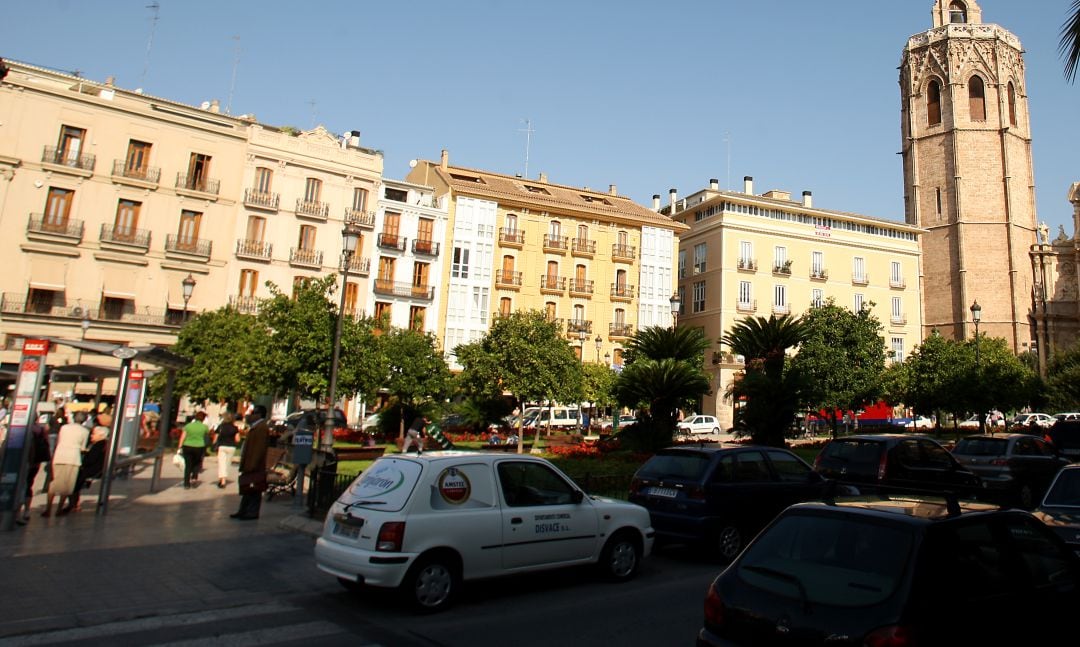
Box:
(437, 467), (471, 504)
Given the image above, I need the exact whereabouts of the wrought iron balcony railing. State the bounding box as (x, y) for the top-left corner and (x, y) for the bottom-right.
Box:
(344, 208), (375, 228)
(567, 319), (593, 334)
(289, 247), (323, 267)
(101, 224), (151, 249)
(571, 238), (596, 255)
(852, 273), (870, 286)
(175, 173), (220, 195)
(737, 258), (757, 271)
(244, 188), (279, 210)
(543, 234), (569, 251)
(540, 275), (566, 292)
(499, 228), (525, 246)
(111, 160), (160, 183)
(295, 198), (329, 219)
(42, 146), (95, 171)
(736, 299), (757, 313)
(236, 239), (272, 259)
(495, 270), (523, 287)
(165, 234), (212, 257)
(229, 295), (261, 315)
(609, 322), (633, 337)
(373, 279), (434, 300)
(569, 279), (594, 295)
(377, 233), (407, 251)
(27, 214), (84, 239)
(610, 284), (635, 299)
(612, 244), (636, 261)
(412, 239), (440, 256)
(810, 268), (828, 280)
(345, 255), (371, 274)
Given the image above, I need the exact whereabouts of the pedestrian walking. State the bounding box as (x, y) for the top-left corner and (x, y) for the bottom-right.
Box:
(213, 412), (241, 489)
(232, 404), (269, 520)
(15, 416), (51, 524)
(64, 414), (110, 513)
(178, 411), (211, 489)
(401, 415), (428, 455)
(43, 411), (89, 517)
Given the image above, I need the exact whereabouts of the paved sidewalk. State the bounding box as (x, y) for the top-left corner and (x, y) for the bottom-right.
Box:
(0, 455), (332, 639)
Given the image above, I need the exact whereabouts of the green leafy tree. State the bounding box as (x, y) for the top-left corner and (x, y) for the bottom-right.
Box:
(455, 311), (580, 453)
(581, 362), (617, 416)
(890, 330), (967, 427)
(381, 328), (453, 437)
(964, 335), (1038, 420)
(1045, 342), (1080, 411)
(164, 307), (274, 404)
(790, 299), (886, 437)
(720, 314), (808, 447)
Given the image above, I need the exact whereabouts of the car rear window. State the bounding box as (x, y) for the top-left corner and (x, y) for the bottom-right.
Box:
(821, 439), (884, 465)
(637, 452), (712, 481)
(1043, 469), (1080, 507)
(954, 438), (1008, 456)
(341, 457), (423, 512)
(737, 512), (914, 607)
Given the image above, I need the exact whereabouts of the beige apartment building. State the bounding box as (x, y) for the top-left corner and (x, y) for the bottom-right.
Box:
(406, 152), (686, 369)
(666, 177), (923, 431)
(0, 59), (383, 394)
(1030, 184), (1080, 373)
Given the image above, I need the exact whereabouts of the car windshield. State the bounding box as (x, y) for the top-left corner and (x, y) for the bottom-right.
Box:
(738, 512), (914, 607)
(1043, 470), (1080, 508)
(822, 439), (883, 463)
(638, 452), (712, 481)
(954, 438), (1008, 456)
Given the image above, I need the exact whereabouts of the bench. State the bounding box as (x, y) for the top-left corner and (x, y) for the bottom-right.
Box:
(334, 446), (386, 462)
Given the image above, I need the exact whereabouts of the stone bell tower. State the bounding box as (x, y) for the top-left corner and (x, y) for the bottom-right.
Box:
(899, 0), (1036, 350)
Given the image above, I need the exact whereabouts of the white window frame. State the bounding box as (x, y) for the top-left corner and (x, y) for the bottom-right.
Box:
(811, 288), (823, 308)
(692, 280), (705, 313)
(693, 243), (707, 275)
(738, 281), (752, 307)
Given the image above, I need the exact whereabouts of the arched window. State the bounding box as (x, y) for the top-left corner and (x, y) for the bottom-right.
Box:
(1007, 82), (1017, 126)
(968, 76), (985, 122)
(949, 1), (967, 23)
(927, 80), (942, 126)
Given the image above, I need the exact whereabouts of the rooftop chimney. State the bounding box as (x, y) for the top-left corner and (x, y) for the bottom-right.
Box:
(802, 191), (813, 208)
(539, 172), (548, 183)
(669, 188), (678, 213)
(440, 149), (449, 170)
(652, 194), (661, 211)
(743, 176), (753, 195)
(709, 178), (719, 190)
(609, 184), (617, 196)
(209, 99), (220, 113)
(105, 76), (115, 86)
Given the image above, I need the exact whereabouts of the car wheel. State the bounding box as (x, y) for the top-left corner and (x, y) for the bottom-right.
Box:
(714, 525), (743, 562)
(1018, 484), (1035, 509)
(711, 427), (720, 435)
(402, 554), (459, 613)
(599, 530), (641, 581)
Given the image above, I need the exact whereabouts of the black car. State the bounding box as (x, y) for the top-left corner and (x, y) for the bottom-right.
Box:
(1045, 419), (1080, 461)
(629, 444), (839, 561)
(698, 496), (1080, 646)
(1034, 464), (1080, 556)
(813, 434), (981, 497)
(952, 434), (1069, 508)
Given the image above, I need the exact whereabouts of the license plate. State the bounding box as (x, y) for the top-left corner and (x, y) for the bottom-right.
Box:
(333, 522), (361, 540)
(648, 486), (677, 498)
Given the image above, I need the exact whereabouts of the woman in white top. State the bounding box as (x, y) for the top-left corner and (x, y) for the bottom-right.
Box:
(43, 412), (90, 517)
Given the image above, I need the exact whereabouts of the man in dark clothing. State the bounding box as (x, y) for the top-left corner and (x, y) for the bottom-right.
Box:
(232, 404), (269, 520)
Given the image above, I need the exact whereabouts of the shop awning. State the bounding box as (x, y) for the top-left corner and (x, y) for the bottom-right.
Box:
(101, 265), (137, 299)
(29, 257), (68, 291)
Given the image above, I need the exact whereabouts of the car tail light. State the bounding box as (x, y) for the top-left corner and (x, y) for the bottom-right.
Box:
(864, 624), (917, 647)
(878, 451), (888, 481)
(990, 458), (1008, 466)
(629, 477), (644, 495)
(686, 485), (706, 500)
(376, 521), (406, 552)
(703, 584), (725, 629)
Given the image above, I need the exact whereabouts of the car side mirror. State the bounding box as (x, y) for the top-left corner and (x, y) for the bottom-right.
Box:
(571, 489), (585, 504)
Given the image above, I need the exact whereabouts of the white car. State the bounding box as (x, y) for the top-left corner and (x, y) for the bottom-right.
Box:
(957, 414), (1006, 430)
(676, 414), (721, 436)
(904, 415), (934, 429)
(1010, 413), (1055, 429)
(315, 452), (654, 611)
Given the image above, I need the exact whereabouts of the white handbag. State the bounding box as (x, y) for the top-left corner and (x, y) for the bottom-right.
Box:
(172, 451), (184, 468)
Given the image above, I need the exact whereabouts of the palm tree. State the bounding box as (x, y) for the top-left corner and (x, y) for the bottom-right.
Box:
(1064, 1), (1080, 82)
(613, 358), (711, 451)
(720, 314), (808, 446)
(623, 325), (711, 365)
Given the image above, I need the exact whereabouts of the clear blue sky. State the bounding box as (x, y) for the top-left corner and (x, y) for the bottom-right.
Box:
(4, 0), (1078, 233)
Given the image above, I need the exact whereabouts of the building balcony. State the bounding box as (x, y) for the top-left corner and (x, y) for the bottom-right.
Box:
(345, 255), (371, 275)
(100, 224), (151, 250)
(412, 239), (440, 256)
(244, 188), (280, 211)
(111, 160), (160, 186)
(773, 304), (791, 315)
(236, 238), (272, 260)
(373, 279), (434, 300)
(543, 234), (569, 253)
(890, 277), (907, 289)
(612, 244), (636, 262)
(736, 299), (757, 313)
(175, 173), (220, 197)
(499, 228), (525, 247)
(737, 258), (757, 271)
(544, 316), (565, 332)
(609, 322), (633, 338)
(229, 295), (261, 315)
(852, 273), (870, 286)
(295, 198), (329, 220)
(42, 146), (95, 174)
(891, 314), (908, 325)
(1, 293), (183, 328)
(571, 238), (596, 257)
(495, 269), (523, 288)
(567, 319), (592, 334)
(165, 234), (212, 259)
(773, 261), (793, 276)
(540, 275), (566, 294)
(611, 284), (635, 301)
(27, 214), (84, 243)
(345, 208), (375, 228)
(810, 268), (829, 281)
(569, 279), (594, 296)
(289, 247), (323, 268)
(377, 233), (407, 251)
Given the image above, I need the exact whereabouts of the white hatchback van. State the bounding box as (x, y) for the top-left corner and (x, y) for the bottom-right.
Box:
(315, 452), (654, 611)
(520, 405), (581, 431)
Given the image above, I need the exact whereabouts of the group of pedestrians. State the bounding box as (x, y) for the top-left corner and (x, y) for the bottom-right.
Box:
(18, 408), (111, 522)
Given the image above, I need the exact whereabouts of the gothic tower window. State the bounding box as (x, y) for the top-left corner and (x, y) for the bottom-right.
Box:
(927, 80), (942, 126)
(968, 76), (986, 121)
(949, 1), (967, 23)
(1007, 81), (1017, 126)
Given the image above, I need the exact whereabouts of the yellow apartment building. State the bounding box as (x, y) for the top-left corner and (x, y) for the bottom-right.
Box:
(406, 152), (687, 368)
(665, 176), (924, 431)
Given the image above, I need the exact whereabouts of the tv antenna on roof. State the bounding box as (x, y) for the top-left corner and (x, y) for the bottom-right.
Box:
(140, 2), (160, 89)
(518, 118), (535, 178)
(226, 35), (241, 115)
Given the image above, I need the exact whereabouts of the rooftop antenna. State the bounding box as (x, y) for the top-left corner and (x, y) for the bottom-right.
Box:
(518, 118), (535, 178)
(724, 131), (731, 190)
(225, 35), (241, 115)
(307, 99), (318, 129)
(140, 2), (160, 89)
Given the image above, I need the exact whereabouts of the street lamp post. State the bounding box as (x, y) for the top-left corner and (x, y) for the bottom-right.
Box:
(181, 273), (196, 321)
(325, 225), (362, 449)
(971, 300), (984, 435)
(669, 292), (681, 327)
(578, 329), (587, 364)
(604, 351), (611, 367)
(594, 335), (602, 363)
(77, 314), (90, 365)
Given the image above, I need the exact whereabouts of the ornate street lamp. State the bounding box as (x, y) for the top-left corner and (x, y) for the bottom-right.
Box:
(970, 300), (984, 435)
(604, 351), (611, 366)
(578, 328), (587, 364)
(325, 225), (362, 448)
(181, 273), (196, 320)
(670, 292), (682, 326)
(594, 335), (603, 363)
